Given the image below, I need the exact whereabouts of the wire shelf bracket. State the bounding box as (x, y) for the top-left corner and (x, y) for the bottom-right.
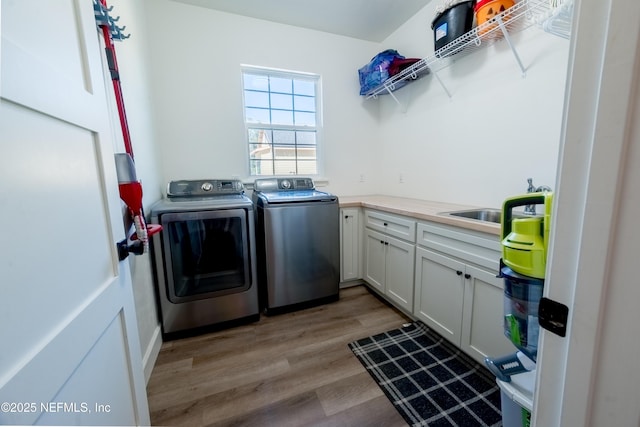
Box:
(496, 14), (527, 77)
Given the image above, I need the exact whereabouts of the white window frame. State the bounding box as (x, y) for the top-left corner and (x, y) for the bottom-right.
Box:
(241, 65), (323, 178)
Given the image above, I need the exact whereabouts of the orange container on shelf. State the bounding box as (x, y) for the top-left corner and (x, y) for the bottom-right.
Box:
(474, 0), (515, 35)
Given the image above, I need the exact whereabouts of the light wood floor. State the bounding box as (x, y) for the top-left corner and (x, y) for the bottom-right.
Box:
(146, 285), (410, 426)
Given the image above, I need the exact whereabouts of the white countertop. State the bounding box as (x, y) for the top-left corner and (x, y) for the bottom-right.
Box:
(338, 195), (501, 236)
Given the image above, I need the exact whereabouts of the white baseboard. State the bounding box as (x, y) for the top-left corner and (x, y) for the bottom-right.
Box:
(142, 325), (162, 384)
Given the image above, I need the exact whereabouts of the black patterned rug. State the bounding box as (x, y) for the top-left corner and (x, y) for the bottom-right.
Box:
(349, 322), (502, 426)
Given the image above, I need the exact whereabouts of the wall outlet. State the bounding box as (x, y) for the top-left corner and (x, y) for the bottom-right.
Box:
(359, 174), (365, 182)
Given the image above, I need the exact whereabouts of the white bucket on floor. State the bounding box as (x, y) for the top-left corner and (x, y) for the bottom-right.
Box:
(497, 370), (535, 427)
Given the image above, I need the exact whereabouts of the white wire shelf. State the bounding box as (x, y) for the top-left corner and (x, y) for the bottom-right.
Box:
(364, 60), (431, 104)
(365, 0), (563, 101)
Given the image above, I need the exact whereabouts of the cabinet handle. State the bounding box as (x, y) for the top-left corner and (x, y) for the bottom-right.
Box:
(345, 215), (351, 219)
(465, 273), (471, 279)
(380, 240), (384, 244)
(384, 242), (389, 246)
(383, 222), (388, 226)
(456, 271), (463, 276)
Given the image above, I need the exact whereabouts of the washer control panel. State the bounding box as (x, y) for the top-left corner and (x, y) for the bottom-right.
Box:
(254, 177), (315, 192)
(278, 178), (315, 190)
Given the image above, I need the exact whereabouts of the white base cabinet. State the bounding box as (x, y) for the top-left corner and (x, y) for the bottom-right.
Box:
(363, 210), (416, 313)
(346, 205), (514, 365)
(340, 208), (361, 282)
(413, 222), (514, 365)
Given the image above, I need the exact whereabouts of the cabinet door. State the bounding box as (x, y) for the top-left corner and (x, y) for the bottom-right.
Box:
(414, 247), (465, 346)
(461, 264), (515, 364)
(340, 208), (360, 281)
(384, 235), (415, 312)
(364, 229), (386, 293)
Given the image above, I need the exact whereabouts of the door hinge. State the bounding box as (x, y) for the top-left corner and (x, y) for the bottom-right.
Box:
(539, 297), (569, 337)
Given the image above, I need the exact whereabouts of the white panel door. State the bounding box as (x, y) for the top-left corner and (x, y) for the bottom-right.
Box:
(460, 264), (514, 364)
(534, 1), (640, 425)
(413, 247), (465, 346)
(0, 1), (149, 425)
(384, 235), (415, 312)
(340, 208), (360, 282)
(364, 229), (386, 293)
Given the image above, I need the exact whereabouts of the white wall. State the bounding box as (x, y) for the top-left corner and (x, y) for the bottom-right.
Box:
(377, 4), (570, 207)
(105, 0), (164, 382)
(145, 0), (569, 209)
(144, 0), (383, 197)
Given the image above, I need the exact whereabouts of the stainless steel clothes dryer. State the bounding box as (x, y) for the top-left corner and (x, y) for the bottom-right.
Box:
(252, 177), (339, 314)
(150, 179), (259, 336)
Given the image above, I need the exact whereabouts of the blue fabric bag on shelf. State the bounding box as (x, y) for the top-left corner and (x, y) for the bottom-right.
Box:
(358, 49), (405, 96)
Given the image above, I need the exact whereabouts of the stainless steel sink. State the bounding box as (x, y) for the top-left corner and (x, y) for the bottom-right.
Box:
(443, 209), (502, 224)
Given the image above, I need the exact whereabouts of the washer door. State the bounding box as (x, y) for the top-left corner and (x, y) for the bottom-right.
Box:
(160, 208), (252, 303)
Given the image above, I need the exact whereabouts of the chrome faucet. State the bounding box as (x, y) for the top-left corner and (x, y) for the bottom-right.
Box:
(526, 178), (535, 193)
(525, 178), (551, 215)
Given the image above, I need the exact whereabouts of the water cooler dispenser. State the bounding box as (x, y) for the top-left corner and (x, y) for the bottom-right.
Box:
(485, 191), (553, 427)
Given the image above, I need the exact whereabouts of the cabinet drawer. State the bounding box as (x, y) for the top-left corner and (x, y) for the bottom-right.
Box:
(364, 210), (416, 243)
(416, 222), (500, 271)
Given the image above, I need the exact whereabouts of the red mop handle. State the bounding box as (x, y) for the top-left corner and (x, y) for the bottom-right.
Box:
(98, 0), (134, 159)
(97, 2), (162, 245)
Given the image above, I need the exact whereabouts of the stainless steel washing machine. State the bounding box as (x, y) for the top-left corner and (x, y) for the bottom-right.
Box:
(252, 177), (339, 314)
(150, 179), (259, 337)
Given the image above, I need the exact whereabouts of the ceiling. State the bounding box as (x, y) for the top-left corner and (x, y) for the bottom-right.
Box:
(170, 0), (432, 42)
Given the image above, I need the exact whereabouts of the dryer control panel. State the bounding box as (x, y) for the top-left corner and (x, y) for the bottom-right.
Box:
(167, 179), (244, 198)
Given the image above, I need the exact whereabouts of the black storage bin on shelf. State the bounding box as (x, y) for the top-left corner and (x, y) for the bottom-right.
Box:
(431, 1), (475, 52)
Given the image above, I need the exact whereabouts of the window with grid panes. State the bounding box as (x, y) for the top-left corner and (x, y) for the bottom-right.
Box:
(242, 67), (321, 176)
